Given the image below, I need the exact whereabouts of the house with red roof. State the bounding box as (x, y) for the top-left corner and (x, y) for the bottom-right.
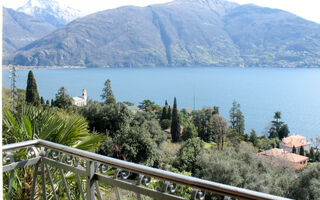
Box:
(164, 125), (184, 136)
(279, 134), (311, 154)
(257, 148), (308, 169)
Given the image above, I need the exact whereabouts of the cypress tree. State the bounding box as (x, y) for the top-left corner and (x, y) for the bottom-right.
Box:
(46, 100), (50, 105)
(40, 96), (45, 105)
(101, 79), (116, 105)
(310, 147), (315, 161)
(161, 105), (167, 121)
(51, 99), (54, 107)
(25, 70), (40, 105)
(171, 97), (181, 143)
(167, 106), (172, 120)
(316, 151), (320, 162)
(161, 100), (169, 121)
(300, 146), (305, 156)
(292, 145), (297, 153)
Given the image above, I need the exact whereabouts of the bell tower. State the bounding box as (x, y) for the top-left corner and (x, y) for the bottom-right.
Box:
(82, 89), (87, 105)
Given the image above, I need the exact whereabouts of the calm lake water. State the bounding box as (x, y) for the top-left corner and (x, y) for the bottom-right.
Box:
(3, 67), (320, 139)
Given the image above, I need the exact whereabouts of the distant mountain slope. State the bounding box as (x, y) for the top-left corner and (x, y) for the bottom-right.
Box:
(17, 0), (83, 27)
(3, 7), (56, 58)
(223, 4), (320, 67)
(10, 0), (320, 68)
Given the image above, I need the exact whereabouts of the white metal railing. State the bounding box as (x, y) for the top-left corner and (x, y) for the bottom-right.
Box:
(2, 139), (292, 200)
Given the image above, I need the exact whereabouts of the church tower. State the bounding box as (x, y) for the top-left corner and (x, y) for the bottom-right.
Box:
(82, 89), (87, 105)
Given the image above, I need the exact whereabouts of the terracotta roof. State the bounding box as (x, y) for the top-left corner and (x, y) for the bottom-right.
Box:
(164, 125), (184, 135)
(258, 148), (308, 163)
(281, 134), (311, 148)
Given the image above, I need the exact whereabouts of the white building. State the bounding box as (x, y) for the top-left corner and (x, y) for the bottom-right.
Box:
(72, 89), (87, 106)
(279, 134), (311, 153)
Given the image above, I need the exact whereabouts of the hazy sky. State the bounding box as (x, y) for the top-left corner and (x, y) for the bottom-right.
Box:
(3, 0), (320, 23)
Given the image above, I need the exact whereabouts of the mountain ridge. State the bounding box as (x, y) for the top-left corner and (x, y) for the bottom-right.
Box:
(17, 0), (83, 27)
(7, 0), (320, 68)
(2, 7), (56, 59)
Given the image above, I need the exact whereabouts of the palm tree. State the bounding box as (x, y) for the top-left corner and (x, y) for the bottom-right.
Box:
(3, 104), (104, 199)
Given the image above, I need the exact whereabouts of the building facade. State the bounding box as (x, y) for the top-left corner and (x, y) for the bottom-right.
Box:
(72, 89), (87, 106)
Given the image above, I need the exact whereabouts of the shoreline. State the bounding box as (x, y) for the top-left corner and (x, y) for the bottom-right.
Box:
(2, 65), (87, 70)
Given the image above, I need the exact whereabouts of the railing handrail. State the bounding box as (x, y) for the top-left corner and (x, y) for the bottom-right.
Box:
(2, 140), (292, 200)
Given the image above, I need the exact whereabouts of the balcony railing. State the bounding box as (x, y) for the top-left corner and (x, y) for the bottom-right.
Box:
(2, 139), (292, 200)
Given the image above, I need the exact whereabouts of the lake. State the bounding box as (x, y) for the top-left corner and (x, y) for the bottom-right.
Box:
(3, 67), (320, 139)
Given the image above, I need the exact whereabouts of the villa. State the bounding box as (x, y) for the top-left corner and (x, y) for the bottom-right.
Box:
(279, 134), (311, 153)
(164, 125), (185, 136)
(258, 148), (308, 169)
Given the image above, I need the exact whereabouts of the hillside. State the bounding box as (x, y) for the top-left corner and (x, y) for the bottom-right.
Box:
(3, 7), (56, 58)
(9, 0), (320, 68)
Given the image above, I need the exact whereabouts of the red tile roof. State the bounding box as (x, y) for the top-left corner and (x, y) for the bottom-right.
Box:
(258, 148), (308, 163)
(164, 125), (184, 135)
(257, 148), (308, 169)
(281, 134), (311, 148)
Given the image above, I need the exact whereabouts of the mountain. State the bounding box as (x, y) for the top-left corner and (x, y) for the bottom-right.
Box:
(17, 0), (83, 27)
(10, 0), (320, 68)
(223, 4), (320, 67)
(3, 7), (56, 58)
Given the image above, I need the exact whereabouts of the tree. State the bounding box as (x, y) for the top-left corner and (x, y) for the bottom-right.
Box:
(209, 114), (230, 150)
(40, 96), (45, 105)
(182, 123), (198, 141)
(80, 101), (131, 136)
(278, 124), (289, 140)
(213, 106), (219, 115)
(268, 111), (289, 139)
(249, 129), (258, 147)
(316, 150), (320, 162)
(310, 137), (320, 151)
(244, 133), (249, 142)
(138, 99), (160, 112)
(300, 146), (305, 156)
(139, 118), (167, 146)
(2, 104), (103, 199)
(53, 87), (72, 109)
(229, 101), (245, 136)
(101, 79), (116, 105)
(160, 119), (171, 129)
(191, 107), (217, 142)
(161, 104), (167, 121)
(171, 97), (181, 143)
(46, 100), (50, 105)
(195, 144), (299, 198)
(99, 125), (157, 165)
(161, 100), (170, 121)
(25, 70), (40, 105)
(274, 111), (281, 121)
(309, 147), (315, 161)
(167, 106), (172, 120)
(175, 138), (204, 174)
(292, 146), (297, 154)
(290, 163), (320, 200)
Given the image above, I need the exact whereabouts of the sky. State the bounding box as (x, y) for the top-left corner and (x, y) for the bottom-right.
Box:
(3, 0), (320, 23)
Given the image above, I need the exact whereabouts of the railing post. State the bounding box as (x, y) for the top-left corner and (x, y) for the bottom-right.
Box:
(40, 147), (47, 200)
(7, 153), (15, 200)
(86, 160), (95, 200)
